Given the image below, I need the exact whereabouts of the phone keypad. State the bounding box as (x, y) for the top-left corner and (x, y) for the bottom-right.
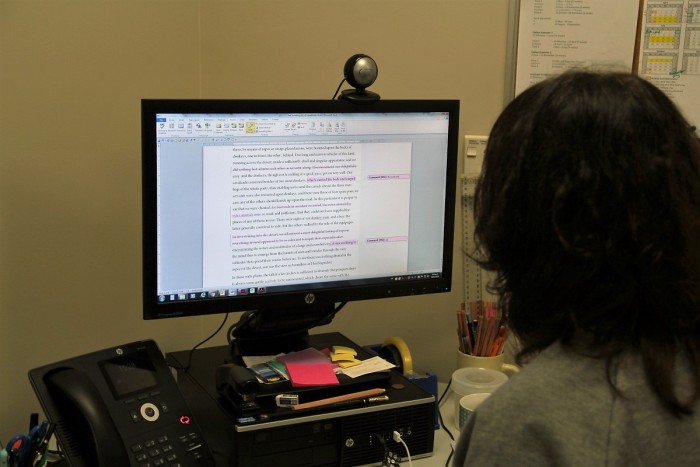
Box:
(132, 432), (207, 467)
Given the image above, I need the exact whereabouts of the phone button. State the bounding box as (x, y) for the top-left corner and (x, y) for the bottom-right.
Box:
(140, 402), (160, 422)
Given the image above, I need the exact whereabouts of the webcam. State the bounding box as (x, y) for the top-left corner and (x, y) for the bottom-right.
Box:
(338, 54), (380, 103)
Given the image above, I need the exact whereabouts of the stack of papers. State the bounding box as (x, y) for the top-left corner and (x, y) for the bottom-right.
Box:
(242, 346), (397, 387)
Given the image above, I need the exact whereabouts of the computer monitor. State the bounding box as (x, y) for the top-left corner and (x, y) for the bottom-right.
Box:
(142, 98), (459, 355)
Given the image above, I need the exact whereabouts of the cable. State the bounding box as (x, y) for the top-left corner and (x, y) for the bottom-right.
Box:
(226, 310), (258, 344)
(437, 378), (455, 467)
(168, 313), (229, 372)
(437, 378), (454, 440)
(331, 78), (346, 100)
(392, 431), (413, 467)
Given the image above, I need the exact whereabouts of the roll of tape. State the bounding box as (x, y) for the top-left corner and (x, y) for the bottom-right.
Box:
(381, 336), (413, 375)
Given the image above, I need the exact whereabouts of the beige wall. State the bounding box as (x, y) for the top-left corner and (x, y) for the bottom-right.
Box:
(0, 0), (510, 441)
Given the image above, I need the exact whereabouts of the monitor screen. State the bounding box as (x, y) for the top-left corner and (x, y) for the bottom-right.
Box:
(142, 99), (459, 352)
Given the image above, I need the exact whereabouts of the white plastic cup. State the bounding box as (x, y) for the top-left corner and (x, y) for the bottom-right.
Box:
(451, 367), (508, 428)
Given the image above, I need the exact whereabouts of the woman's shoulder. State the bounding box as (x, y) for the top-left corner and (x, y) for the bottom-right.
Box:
(485, 342), (612, 410)
(452, 343), (618, 466)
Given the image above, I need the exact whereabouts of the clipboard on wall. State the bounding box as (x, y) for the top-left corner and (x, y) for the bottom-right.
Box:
(507, 0), (699, 127)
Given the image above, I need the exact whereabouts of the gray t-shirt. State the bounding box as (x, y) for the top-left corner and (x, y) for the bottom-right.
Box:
(453, 341), (700, 466)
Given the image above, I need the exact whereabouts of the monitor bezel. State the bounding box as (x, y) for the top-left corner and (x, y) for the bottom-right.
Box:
(142, 98), (460, 320)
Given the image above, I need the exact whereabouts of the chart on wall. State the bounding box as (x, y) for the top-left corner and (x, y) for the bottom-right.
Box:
(513, 0), (640, 96)
(637, 1), (700, 127)
(511, 0), (700, 127)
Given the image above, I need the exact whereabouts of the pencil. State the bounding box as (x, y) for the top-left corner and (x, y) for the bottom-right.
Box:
(291, 388), (386, 410)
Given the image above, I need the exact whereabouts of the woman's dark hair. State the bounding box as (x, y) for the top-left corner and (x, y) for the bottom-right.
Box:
(473, 70), (700, 416)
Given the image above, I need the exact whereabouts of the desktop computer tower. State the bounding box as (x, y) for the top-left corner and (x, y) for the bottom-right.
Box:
(232, 390), (434, 466)
(169, 333), (435, 466)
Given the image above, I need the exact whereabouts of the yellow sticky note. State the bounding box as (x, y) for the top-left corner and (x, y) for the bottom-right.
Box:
(331, 345), (357, 356)
(330, 353), (354, 362)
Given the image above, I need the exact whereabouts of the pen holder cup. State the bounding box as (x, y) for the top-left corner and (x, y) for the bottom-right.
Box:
(451, 367), (508, 429)
(457, 350), (519, 375)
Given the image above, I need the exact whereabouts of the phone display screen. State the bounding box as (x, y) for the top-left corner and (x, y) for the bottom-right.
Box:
(100, 349), (159, 399)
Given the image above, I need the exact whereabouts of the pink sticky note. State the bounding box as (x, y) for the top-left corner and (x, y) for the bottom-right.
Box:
(277, 348), (339, 387)
(284, 362), (339, 387)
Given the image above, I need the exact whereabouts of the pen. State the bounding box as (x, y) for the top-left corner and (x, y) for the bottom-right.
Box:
(466, 309), (476, 349)
(477, 311), (498, 356)
(32, 423), (54, 467)
(11, 420), (47, 467)
(327, 395), (389, 409)
(456, 309), (469, 354)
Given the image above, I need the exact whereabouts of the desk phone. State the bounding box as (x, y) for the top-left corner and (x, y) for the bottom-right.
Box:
(29, 339), (215, 467)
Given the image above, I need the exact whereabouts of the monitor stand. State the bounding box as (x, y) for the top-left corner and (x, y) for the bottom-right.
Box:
(227, 304), (340, 358)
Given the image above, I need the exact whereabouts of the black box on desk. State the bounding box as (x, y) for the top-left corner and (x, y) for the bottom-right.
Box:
(168, 332), (435, 467)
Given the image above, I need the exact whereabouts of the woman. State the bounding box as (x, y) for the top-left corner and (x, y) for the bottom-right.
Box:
(454, 71), (700, 466)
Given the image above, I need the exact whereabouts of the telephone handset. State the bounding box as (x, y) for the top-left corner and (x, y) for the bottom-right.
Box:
(29, 339), (215, 467)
